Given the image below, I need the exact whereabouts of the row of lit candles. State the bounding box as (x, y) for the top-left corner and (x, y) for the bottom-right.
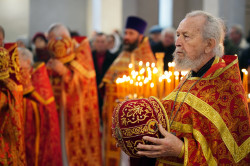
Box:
(116, 61), (188, 99)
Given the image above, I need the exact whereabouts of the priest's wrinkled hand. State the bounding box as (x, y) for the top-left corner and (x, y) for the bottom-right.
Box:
(47, 59), (69, 76)
(136, 124), (183, 158)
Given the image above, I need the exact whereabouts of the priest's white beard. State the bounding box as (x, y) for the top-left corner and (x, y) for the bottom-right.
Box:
(173, 50), (206, 71)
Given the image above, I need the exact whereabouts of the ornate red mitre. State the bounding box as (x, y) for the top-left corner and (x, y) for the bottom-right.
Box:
(47, 37), (75, 64)
(112, 96), (170, 158)
(0, 47), (10, 80)
(4, 43), (21, 84)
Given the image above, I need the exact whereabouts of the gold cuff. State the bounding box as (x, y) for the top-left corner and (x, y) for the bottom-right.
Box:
(178, 142), (185, 158)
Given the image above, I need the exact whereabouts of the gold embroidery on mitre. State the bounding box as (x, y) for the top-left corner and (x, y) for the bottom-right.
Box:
(48, 37), (75, 64)
(0, 47), (10, 80)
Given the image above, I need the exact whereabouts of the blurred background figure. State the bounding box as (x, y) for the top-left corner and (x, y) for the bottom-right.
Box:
(16, 36), (30, 49)
(18, 47), (63, 166)
(32, 32), (51, 63)
(0, 25), (5, 47)
(47, 23), (102, 166)
(229, 24), (249, 55)
(149, 25), (163, 47)
(152, 27), (176, 71)
(92, 32), (117, 117)
(107, 32), (122, 56)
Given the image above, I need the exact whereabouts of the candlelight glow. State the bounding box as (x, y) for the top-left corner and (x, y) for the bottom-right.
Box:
(150, 82), (154, 88)
(139, 61), (143, 66)
(151, 63), (155, 68)
(146, 62), (150, 67)
(153, 68), (158, 74)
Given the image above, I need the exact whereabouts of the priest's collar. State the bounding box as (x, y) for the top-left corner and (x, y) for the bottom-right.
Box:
(191, 56), (215, 77)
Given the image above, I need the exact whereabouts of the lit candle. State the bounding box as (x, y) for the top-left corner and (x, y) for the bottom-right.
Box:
(129, 63), (133, 75)
(139, 61), (143, 73)
(242, 69), (248, 94)
(143, 78), (150, 97)
(139, 81), (143, 98)
(135, 82), (139, 98)
(174, 71), (180, 88)
(130, 79), (134, 95)
(158, 76), (164, 99)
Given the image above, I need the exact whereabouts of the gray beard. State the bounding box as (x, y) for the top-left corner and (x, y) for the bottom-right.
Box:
(173, 51), (206, 71)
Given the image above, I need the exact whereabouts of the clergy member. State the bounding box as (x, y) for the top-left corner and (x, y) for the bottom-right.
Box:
(47, 24), (102, 166)
(101, 16), (156, 166)
(18, 47), (63, 166)
(134, 10), (250, 165)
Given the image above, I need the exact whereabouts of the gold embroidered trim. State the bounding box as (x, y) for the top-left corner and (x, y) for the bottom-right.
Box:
(178, 142), (185, 158)
(70, 60), (96, 78)
(150, 96), (170, 132)
(32, 62), (45, 73)
(32, 91), (54, 105)
(193, 129), (217, 165)
(172, 122), (217, 165)
(183, 137), (188, 166)
(188, 57), (238, 80)
(157, 159), (183, 166)
(31, 101), (40, 166)
(58, 52), (75, 64)
(0, 71), (9, 80)
(165, 92), (250, 163)
(23, 86), (35, 95)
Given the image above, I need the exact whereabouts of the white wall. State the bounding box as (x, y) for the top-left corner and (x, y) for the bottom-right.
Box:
(122, 0), (159, 35)
(29, 0), (87, 39)
(219, 0), (246, 35)
(101, 0), (122, 34)
(203, 0), (219, 17)
(0, 0), (29, 42)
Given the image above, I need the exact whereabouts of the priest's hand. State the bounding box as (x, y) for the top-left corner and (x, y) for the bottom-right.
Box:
(47, 59), (69, 76)
(136, 125), (183, 158)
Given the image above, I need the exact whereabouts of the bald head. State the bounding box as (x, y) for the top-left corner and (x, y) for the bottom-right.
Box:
(48, 23), (70, 40)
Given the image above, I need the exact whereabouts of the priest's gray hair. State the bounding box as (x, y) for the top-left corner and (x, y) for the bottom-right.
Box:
(18, 47), (34, 66)
(161, 27), (176, 41)
(185, 10), (224, 57)
(48, 23), (70, 39)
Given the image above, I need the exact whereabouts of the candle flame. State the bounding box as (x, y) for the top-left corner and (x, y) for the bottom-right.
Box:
(151, 63), (155, 68)
(153, 67), (158, 74)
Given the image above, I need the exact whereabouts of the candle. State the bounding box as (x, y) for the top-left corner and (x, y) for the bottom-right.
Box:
(242, 69), (248, 94)
(129, 63), (133, 75)
(143, 78), (150, 97)
(139, 61), (143, 73)
(139, 82), (143, 98)
(174, 71), (180, 88)
(166, 78), (171, 96)
(135, 82), (139, 97)
(158, 76), (164, 99)
(130, 79), (134, 95)
(116, 78), (121, 99)
(151, 63), (156, 68)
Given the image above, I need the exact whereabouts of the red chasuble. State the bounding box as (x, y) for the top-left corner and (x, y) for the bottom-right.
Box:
(1, 43), (27, 166)
(157, 55), (250, 165)
(24, 63), (62, 166)
(102, 37), (156, 166)
(48, 37), (102, 166)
